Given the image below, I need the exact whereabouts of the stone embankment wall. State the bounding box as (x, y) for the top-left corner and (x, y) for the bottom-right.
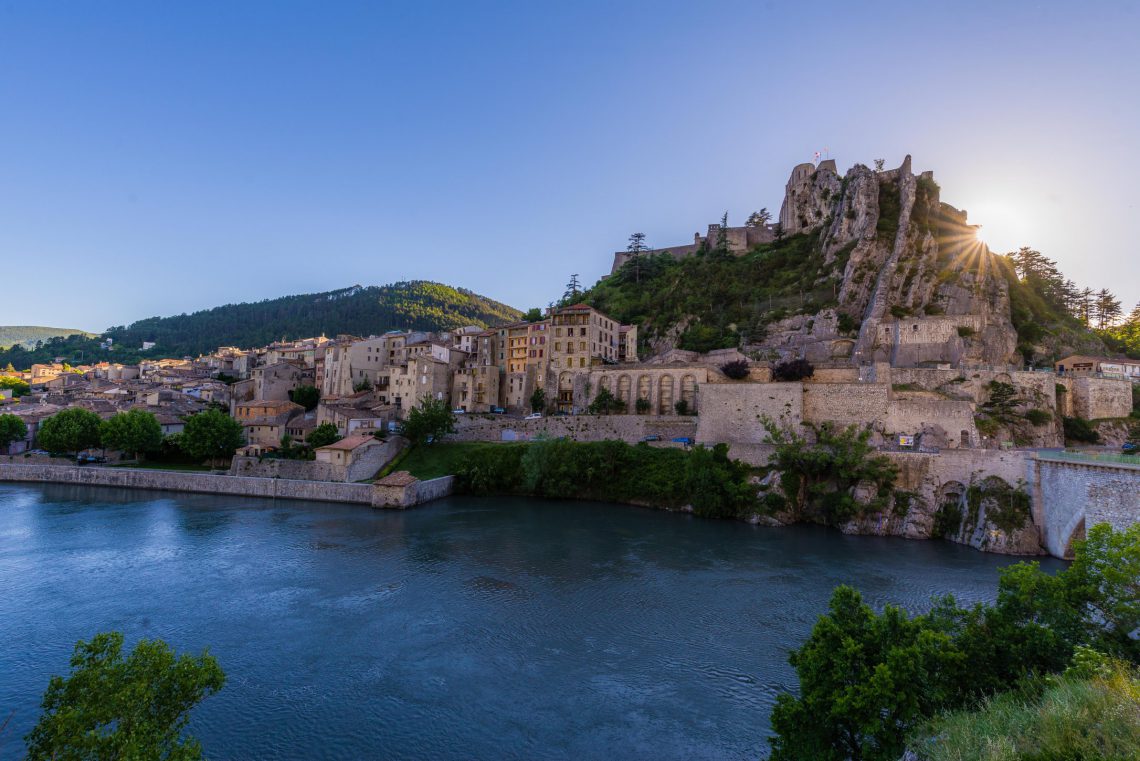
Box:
(1030, 456), (1140, 557)
(0, 463), (373, 504)
(452, 415), (697, 443)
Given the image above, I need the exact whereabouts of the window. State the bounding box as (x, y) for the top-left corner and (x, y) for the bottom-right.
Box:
(580, 327), (587, 337)
(579, 341), (586, 351)
(555, 342), (561, 351)
(579, 357), (585, 368)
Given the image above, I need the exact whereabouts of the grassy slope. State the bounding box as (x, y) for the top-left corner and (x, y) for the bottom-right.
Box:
(913, 666), (1140, 760)
(388, 442), (503, 480)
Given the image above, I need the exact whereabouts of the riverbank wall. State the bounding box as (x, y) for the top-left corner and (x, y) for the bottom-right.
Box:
(0, 463), (374, 504)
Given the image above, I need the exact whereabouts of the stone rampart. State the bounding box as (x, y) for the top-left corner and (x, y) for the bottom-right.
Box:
(229, 456), (343, 482)
(883, 398), (979, 447)
(802, 383), (888, 425)
(0, 463), (373, 504)
(1069, 376), (1133, 420)
(695, 382), (802, 444)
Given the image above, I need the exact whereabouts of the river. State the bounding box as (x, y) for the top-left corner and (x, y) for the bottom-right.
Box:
(0, 483), (1065, 759)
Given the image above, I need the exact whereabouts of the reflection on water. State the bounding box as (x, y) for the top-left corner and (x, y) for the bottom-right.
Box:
(0, 484), (1064, 760)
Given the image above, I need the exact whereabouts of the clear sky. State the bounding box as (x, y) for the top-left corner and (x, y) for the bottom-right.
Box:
(2, 0), (1138, 332)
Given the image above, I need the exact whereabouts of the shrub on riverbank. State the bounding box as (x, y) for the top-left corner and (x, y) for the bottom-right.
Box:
(769, 523), (1140, 760)
(454, 439), (758, 518)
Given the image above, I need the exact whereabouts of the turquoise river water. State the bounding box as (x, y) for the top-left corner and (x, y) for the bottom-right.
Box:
(0, 483), (1065, 759)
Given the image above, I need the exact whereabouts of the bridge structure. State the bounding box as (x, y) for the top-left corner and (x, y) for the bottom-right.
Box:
(1029, 451), (1140, 557)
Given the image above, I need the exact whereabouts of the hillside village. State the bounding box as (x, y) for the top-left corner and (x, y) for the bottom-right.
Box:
(3, 156), (1138, 556)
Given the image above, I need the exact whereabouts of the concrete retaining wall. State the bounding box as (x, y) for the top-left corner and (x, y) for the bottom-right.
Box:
(1030, 456), (1140, 557)
(0, 463), (373, 504)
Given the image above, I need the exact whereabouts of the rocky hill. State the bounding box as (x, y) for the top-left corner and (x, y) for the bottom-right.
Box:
(0, 281), (521, 367)
(587, 156), (1110, 366)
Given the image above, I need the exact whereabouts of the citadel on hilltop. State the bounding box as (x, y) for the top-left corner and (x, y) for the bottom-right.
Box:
(2, 155), (1137, 559)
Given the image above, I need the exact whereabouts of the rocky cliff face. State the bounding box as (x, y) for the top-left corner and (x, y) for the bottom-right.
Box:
(753, 156), (1021, 368)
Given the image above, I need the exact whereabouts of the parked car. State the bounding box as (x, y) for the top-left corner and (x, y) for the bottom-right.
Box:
(452, 408), (466, 414)
(491, 406), (506, 414)
(639, 434), (662, 442)
(671, 437), (694, 447)
(77, 454), (107, 465)
(1123, 442), (1139, 454)
(524, 412), (543, 420)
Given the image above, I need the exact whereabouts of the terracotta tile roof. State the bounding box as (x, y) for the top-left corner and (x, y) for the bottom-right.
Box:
(316, 433), (378, 451)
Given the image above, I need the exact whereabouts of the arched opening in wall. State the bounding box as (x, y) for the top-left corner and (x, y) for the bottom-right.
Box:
(558, 372), (574, 413)
(935, 481), (967, 538)
(599, 375), (611, 394)
(995, 372), (1013, 385)
(658, 375), (674, 415)
(617, 374), (632, 408)
(681, 375), (697, 413)
(960, 430), (970, 448)
(1062, 517), (1086, 560)
(637, 375), (651, 408)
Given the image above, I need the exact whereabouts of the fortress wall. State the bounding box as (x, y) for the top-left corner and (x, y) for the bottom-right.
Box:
(805, 368), (860, 383)
(695, 383), (802, 444)
(1070, 376), (1133, 419)
(802, 383), (888, 425)
(883, 399), (978, 446)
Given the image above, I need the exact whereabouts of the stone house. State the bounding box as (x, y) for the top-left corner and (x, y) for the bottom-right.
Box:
(451, 366), (501, 413)
(549, 304), (621, 372)
(251, 361), (305, 401)
(390, 356), (452, 416)
(234, 399), (304, 448)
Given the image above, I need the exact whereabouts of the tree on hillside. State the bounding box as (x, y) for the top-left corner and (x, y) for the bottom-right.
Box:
(562, 274), (582, 305)
(307, 422), (341, 448)
(1093, 288), (1123, 328)
(0, 413), (28, 453)
(25, 631), (224, 761)
(530, 387), (546, 414)
(37, 408), (103, 455)
(100, 409), (163, 460)
(0, 375), (31, 397)
(523, 307), (543, 322)
(873, 158), (885, 171)
(715, 212), (729, 253)
(402, 398), (455, 447)
(1077, 286), (1095, 326)
(288, 385), (320, 411)
(179, 410), (245, 466)
(626, 232), (650, 283)
(746, 208), (772, 227)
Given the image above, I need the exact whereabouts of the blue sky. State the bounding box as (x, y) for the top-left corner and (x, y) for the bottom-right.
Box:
(2, 0), (1138, 331)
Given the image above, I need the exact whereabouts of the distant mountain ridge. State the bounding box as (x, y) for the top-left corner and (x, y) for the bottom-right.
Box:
(0, 325), (95, 350)
(0, 281), (522, 367)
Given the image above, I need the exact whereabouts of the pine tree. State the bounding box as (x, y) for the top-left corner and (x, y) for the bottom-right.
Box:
(746, 208), (772, 227)
(562, 274), (582, 304)
(626, 232), (649, 283)
(1093, 288), (1123, 328)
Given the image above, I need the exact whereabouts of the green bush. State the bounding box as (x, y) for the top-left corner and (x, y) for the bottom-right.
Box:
(454, 439), (758, 519)
(1063, 415), (1100, 444)
(771, 524), (1140, 761)
(1023, 408), (1052, 426)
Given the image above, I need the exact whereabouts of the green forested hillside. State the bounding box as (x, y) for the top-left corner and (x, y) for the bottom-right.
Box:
(0, 326), (94, 349)
(0, 282), (520, 368)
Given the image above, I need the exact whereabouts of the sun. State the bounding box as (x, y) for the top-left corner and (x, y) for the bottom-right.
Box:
(965, 200), (1034, 255)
